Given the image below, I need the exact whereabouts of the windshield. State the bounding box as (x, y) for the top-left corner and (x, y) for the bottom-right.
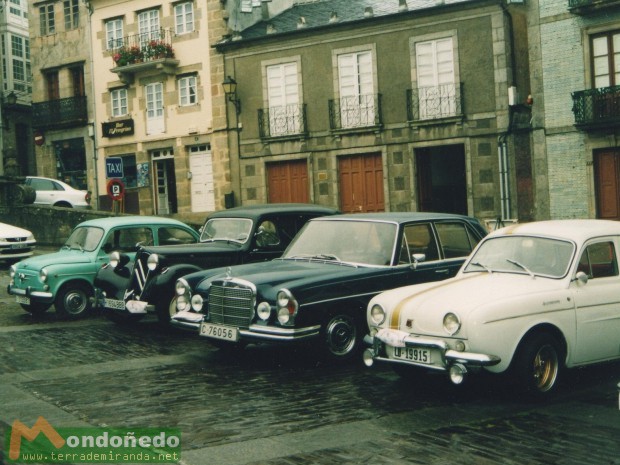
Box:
(63, 226), (104, 252)
(200, 218), (253, 243)
(284, 220), (397, 266)
(464, 235), (575, 278)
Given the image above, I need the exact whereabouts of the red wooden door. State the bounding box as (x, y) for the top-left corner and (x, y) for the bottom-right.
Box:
(267, 159), (309, 203)
(338, 153), (384, 213)
(595, 150), (620, 220)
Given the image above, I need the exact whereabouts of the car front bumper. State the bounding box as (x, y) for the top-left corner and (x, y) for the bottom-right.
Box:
(7, 284), (53, 301)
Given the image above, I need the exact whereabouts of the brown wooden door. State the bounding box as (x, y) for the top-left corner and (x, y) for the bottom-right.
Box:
(338, 153), (384, 213)
(595, 150), (620, 220)
(267, 159), (309, 203)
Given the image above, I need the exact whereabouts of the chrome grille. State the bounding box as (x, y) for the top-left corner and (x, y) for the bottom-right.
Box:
(130, 252), (151, 295)
(208, 280), (254, 328)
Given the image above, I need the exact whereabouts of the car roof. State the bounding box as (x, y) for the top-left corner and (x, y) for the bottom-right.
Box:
(208, 203), (338, 220)
(75, 216), (193, 229)
(488, 219), (620, 244)
(311, 212), (481, 224)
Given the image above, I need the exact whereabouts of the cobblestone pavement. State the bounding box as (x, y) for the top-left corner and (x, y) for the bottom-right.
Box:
(0, 250), (619, 465)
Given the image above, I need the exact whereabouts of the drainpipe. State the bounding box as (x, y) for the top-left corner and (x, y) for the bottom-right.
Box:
(498, 134), (511, 222)
(85, 0), (100, 209)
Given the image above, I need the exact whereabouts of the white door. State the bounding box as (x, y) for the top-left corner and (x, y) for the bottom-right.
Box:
(267, 63), (300, 136)
(154, 160), (169, 215)
(416, 38), (456, 119)
(146, 82), (165, 135)
(189, 145), (215, 212)
(338, 51), (374, 128)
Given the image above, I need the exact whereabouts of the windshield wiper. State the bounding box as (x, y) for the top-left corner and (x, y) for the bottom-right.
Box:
(313, 254), (341, 262)
(470, 262), (493, 274)
(506, 259), (535, 278)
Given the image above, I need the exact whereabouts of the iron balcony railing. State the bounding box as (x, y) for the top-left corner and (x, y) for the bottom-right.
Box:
(568, 0), (620, 13)
(32, 96), (88, 129)
(571, 85), (620, 128)
(407, 83), (463, 122)
(110, 28), (174, 67)
(328, 94), (382, 130)
(258, 104), (308, 139)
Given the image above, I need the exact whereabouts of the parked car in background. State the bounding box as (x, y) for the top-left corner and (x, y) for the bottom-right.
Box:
(25, 176), (91, 209)
(7, 217), (199, 319)
(171, 213), (487, 362)
(95, 203), (338, 325)
(363, 220), (620, 398)
(0, 222), (36, 261)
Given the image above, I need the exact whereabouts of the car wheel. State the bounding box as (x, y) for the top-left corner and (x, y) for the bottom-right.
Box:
(20, 303), (52, 315)
(511, 331), (564, 397)
(321, 312), (362, 362)
(55, 282), (93, 319)
(54, 201), (72, 208)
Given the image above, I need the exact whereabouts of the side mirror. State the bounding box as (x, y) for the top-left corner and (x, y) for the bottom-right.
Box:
(575, 271), (588, 285)
(411, 253), (426, 269)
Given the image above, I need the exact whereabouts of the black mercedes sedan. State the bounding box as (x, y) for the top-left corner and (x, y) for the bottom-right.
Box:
(171, 213), (488, 362)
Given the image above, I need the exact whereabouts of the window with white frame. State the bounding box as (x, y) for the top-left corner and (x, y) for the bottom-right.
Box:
(105, 18), (124, 50)
(175, 2), (194, 35)
(111, 88), (128, 117)
(9, 0), (28, 26)
(63, 0), (79, 30)
(11, 35), (30, 92)
(178, 75), (197, 106)
(415, 37), (457, 119)
(39, 3), (55, 35)
(266, 62), (301, 136)
(138, 9), (161, 46)
(337, 50), (375, 128)
(591, 31), (620, 88)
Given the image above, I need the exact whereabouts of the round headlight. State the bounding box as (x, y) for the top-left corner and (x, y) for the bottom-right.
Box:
(276, 289), (298, 315)
(191, 294), (203, 312)
(443, 312), (461, 335)
(176, 279), (189, 296)
(277, 307), (290, 325)
(9, 265), (16, 278)
(109, 251), (121, 269)
(147, 254), (159, 271)
(370, 304), (386, 325)
(257, 302), (271, 321)
(39, 268), (48, 283)
(277, 290), (291, 307)
(176, 295), (190, 312)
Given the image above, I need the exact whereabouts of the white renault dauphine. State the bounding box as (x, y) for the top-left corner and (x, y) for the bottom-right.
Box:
(363, 220), (620, 397)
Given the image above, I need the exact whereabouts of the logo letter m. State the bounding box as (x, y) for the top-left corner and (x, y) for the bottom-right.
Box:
(9, 417), (65, 460)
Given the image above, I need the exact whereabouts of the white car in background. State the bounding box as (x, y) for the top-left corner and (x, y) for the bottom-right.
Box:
(25, 176), (91, 209)
(0, 222), (36, 261)
(363, 220), (620, 398)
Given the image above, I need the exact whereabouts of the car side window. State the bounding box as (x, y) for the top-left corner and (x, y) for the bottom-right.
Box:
(436, 222), (479, 259)
(29, 178), (54, 191)
(158, 227), (197, 245)
(400, 223), (439, 263)
(577, 241), (618, 279)
(255, 220), (280, 248)
(103, 228), (153, 253)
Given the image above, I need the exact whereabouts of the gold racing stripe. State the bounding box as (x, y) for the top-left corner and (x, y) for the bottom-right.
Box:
(389, 273), (489, 329)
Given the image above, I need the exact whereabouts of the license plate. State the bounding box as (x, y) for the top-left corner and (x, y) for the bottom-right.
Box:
(104, 298), (126, 310)
(11, 243), (27, 249)
(393, 346), (432, 365)
(15, 295), (30, 305)
(200, 322), (239, 342)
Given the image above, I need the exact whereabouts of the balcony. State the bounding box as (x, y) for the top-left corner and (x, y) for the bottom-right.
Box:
(32, 96), (88, 129)
(407, 83), (463, 124)
(109, 29), (178, 84)
(568, 0), (620, 14)
(258, 104), (307, 140)
(328, 94), (382, 132)
(571, 85), (620, 130)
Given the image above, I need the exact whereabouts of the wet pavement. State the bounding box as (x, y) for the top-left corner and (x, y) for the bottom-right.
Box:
(0, 248), (619, 465)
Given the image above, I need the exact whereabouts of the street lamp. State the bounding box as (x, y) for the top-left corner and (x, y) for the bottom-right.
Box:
(222, 76), (241, 115)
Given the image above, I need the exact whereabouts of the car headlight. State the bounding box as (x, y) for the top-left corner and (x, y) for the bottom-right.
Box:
(443, 312), (461, 335)
(176, 278), (190, 296)
(9, 265), (16, 279)
(190, 294), (203, 312)
(109, 251), (121, 269)
(176, 294), (190, 312)
(39, 268), (48, 283)
(147, 253), (159, 271)
(370, 304), (386, 325)
(276, 289), (298, 324)
(257, 301), (271, 321)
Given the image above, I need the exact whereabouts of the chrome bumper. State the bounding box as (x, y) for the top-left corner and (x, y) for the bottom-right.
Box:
(7, 285), (53, 300)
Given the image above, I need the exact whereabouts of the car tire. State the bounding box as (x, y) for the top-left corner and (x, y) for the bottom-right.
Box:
(54, 201), (72, 208)
(511, 331), (564, 398)
(20, 302), (52, 315)
(320, 311), (363, 362)
(55, 282), (93, 319)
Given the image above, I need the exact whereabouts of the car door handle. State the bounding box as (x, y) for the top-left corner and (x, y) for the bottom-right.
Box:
(435, 269), (450, 275)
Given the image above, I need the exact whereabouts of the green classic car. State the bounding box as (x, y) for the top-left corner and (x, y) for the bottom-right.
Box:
(7, 216), (199, 319)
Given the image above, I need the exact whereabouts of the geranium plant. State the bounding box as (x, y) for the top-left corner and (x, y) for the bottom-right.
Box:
(144, 40), (175, 60)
